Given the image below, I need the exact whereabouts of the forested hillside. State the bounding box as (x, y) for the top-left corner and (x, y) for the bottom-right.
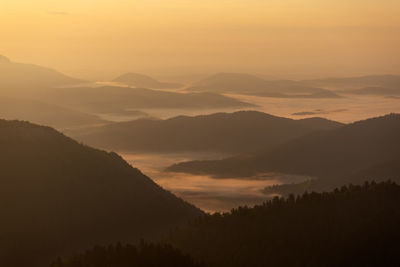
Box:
(0, 120), (202, 266)
(169, 181), (400, 267)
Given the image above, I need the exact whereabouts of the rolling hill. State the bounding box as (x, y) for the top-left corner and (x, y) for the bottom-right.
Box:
(187, 73), (341, 98)
(113, 72), (183, 89)
(167, 114), (400, 183)
(41, 86), (253, 114)
(347, 86), (400, 96)
(0, 120), (202, 267)
(69, 111), (343, 154)
(0, 55), (83, 91)
(0, 96), (106, 130)
(303, 74), (400, 90)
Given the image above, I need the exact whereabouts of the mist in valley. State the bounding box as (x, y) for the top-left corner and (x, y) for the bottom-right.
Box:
(1, 0), (400, 266)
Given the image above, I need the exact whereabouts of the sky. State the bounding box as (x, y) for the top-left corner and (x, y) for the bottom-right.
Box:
(1, 0), (399, 80)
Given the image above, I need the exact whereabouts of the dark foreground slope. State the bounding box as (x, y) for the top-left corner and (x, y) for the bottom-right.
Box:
(168, 114), (400, 181)
(71, 111), (343, 154)
(0, 120), (202, 267)
(51, 241), (206, 267)
(169, 181), (400, 267)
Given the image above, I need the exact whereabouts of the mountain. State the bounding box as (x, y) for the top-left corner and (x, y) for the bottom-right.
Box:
(41, 86), (254, 114)
(303, 74), (400, 90)
(0, 120), (202, 266)
(113, 73), (183, 89)
(0, 55), (83, 91)
(0, 96), (106, 130)
(187, 73), (340, 98)
(69, 111), (343, 154)
(347, 86), (400, 96)
(167, 114), (400, 182)
(168, 181), (400, 267)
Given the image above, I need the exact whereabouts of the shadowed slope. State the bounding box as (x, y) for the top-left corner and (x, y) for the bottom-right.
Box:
(167, 114), (400, 182)
(0, 120), (202, 267)
(169, 181), (400, 267)
(70, 111), (343, 154)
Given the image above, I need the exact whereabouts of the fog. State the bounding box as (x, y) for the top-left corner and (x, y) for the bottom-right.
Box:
(74, 90), (400, 124)
(120, 152), (308, 213)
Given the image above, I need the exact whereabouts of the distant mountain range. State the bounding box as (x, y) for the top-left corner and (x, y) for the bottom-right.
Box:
(303, 74), (400, 89)
(187, 73), (400, 98)
(0, 56), (253, 116)
(113, 72), (183, 89)
(0, 120), (202, 266)
(0, 55), (83, 90)
(0, 96), (106, 130)
(346, 86), (400, 96)
(187, 73), (342, 98)
(39, 86), (253, 115)
(69, 111), (343, 154)
(167, 114), (400, 186)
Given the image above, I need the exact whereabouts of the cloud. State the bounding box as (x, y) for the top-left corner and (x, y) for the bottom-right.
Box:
(47, 11), (70, 16)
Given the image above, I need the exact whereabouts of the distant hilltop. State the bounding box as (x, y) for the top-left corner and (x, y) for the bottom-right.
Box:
(113, 72), (183, 89)
(0, 55), (11, 63)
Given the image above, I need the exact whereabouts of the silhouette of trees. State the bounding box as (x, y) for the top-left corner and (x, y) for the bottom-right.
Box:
(169, 181), (400, 267)
(51, 241), (206, 267)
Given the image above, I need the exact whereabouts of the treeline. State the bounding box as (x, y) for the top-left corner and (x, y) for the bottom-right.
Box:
(51, 241), (206, 267)
(168, 181), (400, 267)
(49, 181), (400, 267)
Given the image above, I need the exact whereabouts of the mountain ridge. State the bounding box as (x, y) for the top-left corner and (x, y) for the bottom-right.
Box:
(166, 113), (400, 183)
(0, 119), (202, 266)
(113, 72), (183, 89)
(70, 111), (343, 154)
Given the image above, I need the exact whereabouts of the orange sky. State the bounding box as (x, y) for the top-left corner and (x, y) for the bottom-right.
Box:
(1, 0), (399, 80)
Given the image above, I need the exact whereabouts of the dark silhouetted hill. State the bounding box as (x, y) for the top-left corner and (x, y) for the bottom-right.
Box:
(187, 73), (340, 98)
(0, 120), (202, 267)
(70, 111), (343, 154)
(167, 114), (400, 182)
(113, 73), (183, 89)
(169, 181), (400, 267)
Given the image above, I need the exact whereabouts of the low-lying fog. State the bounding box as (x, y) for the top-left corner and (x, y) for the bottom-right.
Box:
(120, 152), (308, 213)
(109, 93), (400, 212)
(97, 94), (400, 123)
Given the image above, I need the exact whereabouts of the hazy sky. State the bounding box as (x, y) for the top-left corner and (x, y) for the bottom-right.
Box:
(1, 0), (399, 80)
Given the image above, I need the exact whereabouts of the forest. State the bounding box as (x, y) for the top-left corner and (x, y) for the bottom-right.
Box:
(53, 181), (400, 267)
(168, 181), (400, 267)
(51, 241), (206, 267)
